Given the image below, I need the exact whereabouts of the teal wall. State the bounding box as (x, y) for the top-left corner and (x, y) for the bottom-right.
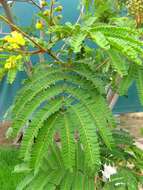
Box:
(0, 1), (142, 120)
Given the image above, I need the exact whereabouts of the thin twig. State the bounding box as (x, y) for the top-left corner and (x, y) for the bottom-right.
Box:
(0, 15), (64, 63)
(107, 76), (122, 109)
(0, 15), (47, 50)
(30, 0), (42, 10)
(95, 58), (109, 71)
(0, 47), (45, 55)
(49, 0), (55, 44)
(75, 2), (85, 24)
(38, 0), (45, 62)
(50, 0), (55, 26)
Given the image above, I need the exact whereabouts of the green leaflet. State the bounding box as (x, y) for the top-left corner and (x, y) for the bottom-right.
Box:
(59, 111), (76, 171)
(118, 64), (137, 96)
(90, 31), (110, 50)
(110, 168), (138, 190)
(49, 144), (64, 169)
(60, 172), (74, 190)
(25, 172), (47, 190)
(43, 183), (56, 190)
(90, 25), (138, 36)
(72, 63), (105, 94)
(12, 84), (63, 137)
(44, 170), (65, 186)
(70, 32), (87, 53)
(30, 113), (61, 174)
(70, 104), (100, 171)
(7, 69), (17, 84)
(12, 72), (64, 119)
(66, 87), (114, 149)
(136, 68), (143, 105)
(16, 173), (34, 190)
(72, 172), (84, 190)
(107, 37), (142, 65)
(20, 98), (63, 161)
(108, 49), (128, 76)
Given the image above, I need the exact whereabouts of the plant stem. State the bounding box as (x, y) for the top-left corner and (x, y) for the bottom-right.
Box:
(75, 1), (85, 24)
(38, 0), (45, 62)
(49, 0), (55, 44)
(30, 0), (42, 10)
(49, 0), (55, 26)
(0, 47), (45, 55)
(95, 58), (109, 71)
(0, 15), (64, 63)
(107, 76), (122, 109)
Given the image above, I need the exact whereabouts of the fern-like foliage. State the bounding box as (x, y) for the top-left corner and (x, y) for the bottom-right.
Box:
(118, 64), (143, 106)
(16, 143), (96, 190)
(11, 62), (114, 174)
(8, 4), (143, 189)
(15, 129), (143, 190)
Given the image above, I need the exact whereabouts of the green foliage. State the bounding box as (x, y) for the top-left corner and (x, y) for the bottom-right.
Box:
(90, 31), (110, 50)
(16, 143), (95, 190)
(119, 64), (143, 106)
(11, 52), (143, 188)
(108, 49), (128, 76)
(1, 0), (143, 189)
(104, 168), (138, 190)
(101, 129), (143, 190)
(11, 63), (114, 173)
(16, 129), (143, 190)
(0, 147), (24, 190)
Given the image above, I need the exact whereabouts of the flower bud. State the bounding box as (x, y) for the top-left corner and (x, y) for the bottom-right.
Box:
(43, 10), (50, 17)
(41, 0), (47, 7)
(55, 5), (63, 12)
(36, 21), (43, 30)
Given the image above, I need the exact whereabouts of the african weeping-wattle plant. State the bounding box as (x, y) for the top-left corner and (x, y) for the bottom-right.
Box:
(0, 0), (143, 189)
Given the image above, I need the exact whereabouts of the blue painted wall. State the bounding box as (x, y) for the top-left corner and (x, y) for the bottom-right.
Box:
(0, 1), (142, 120)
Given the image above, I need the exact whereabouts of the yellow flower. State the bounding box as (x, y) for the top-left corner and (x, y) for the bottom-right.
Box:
(11, 31), (25, 46)
(5, 56), (16, 69)
(4, 31), (25, 49)
(4, 55), (22, 70)
(4, 35), (16, 43)
(15, 55), (22, 60)
(5, 62), (12, 69)
(7, 43), (20, 50)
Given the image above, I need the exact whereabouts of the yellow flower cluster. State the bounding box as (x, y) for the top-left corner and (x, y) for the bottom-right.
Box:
(4, 55), (22, 70)
(4, 31), (26, 49)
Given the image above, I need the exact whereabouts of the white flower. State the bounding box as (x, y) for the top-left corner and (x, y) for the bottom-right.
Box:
(102, 164), (117, 181)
